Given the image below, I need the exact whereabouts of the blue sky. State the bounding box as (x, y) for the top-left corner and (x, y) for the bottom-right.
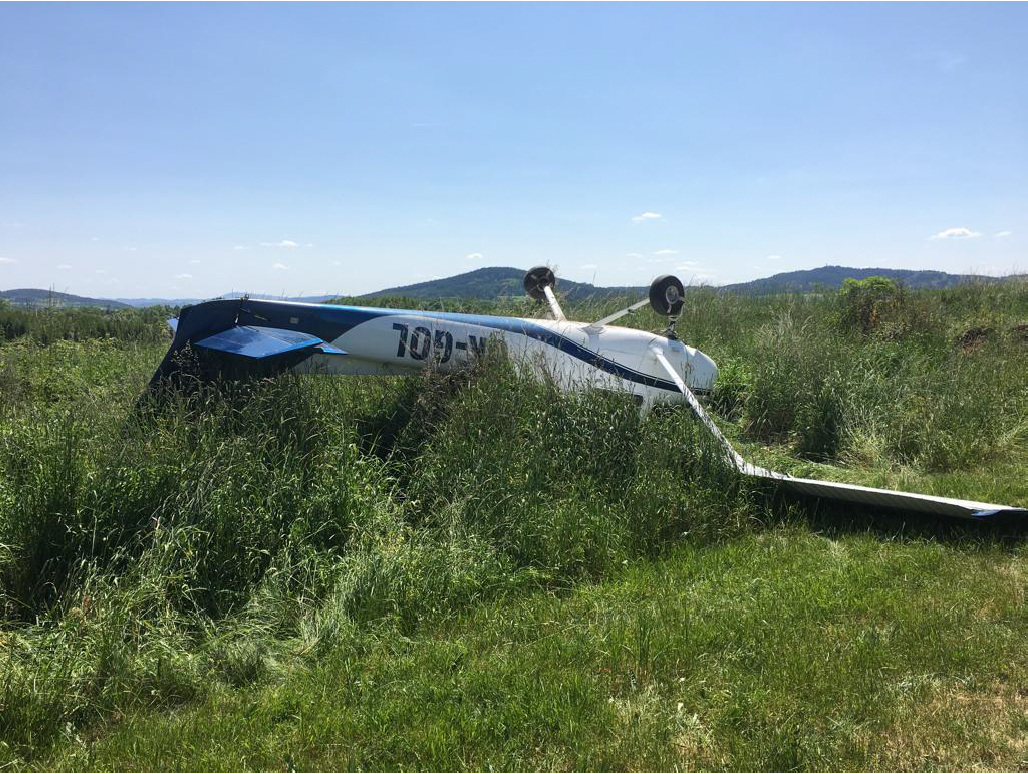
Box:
(1, 2), (1025, 298)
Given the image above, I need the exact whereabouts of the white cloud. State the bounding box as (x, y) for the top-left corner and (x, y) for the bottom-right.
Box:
(930, 227), (981, 240)
(631, 212), (663, 223)
(233, 245), (248, 251)
(626, 252), (643, 259)
(580, 263), (598, 270)
(56, 263), (71, 269)
(766, 254), (782, 261)
(331, 260), (342, 266)
(654, 248), (679, 255)
(271, 262), (290, 270)
(0, 257), (14, 264)
(189, 259), (201, 264)
(95, 269), (106, 274)
(995, 230), (1012, 238)
(466, 252), (484, 261)
(305, 243), (315, 248)
(174, 273), (193, 279)
(90, 236), (100, 242)
(261, 239), (299, 248)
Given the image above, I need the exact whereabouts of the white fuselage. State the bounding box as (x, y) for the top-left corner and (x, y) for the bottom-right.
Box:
(293, 304), (718, 409)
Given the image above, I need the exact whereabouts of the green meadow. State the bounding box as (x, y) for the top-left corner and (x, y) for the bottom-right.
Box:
(1, 280), (1027, 770)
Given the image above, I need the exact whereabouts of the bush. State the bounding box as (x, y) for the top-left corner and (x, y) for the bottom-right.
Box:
(838, 276), (902, 335)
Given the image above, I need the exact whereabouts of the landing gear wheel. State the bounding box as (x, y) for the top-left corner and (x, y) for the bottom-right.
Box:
(649, 274), (685, 316)
(523, 266), (556, 301)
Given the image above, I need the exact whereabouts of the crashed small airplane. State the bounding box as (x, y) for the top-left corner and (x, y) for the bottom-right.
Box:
(151, 267), (1026, 522)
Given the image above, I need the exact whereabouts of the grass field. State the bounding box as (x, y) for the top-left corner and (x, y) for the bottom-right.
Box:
(2, 281), (1027, 770)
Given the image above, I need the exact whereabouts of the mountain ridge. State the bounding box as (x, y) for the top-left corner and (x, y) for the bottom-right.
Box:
(3, 265), (1021, 308)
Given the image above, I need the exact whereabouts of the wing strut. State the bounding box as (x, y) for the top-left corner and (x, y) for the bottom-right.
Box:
(541, 285), (566, 321)
(587, 298), (650, 330)
(650, 347), (1027, 521)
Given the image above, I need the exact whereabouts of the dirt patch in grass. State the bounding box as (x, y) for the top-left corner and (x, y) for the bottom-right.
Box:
(872, 683), (1028, 770)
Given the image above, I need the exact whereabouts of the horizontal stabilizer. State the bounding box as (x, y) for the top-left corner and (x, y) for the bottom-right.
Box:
(194, 325), (346, 359)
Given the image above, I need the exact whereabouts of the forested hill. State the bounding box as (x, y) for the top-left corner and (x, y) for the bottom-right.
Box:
(4, 266), (1019, 308)
(0, 288), (132, 309)
(360, 265), (1018, 300)
(359, 266), (647, 301)
(719, 265), (1016, 294)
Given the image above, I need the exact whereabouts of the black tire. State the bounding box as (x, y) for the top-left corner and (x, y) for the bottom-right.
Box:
(523, 266), (556, 301)
(649, 274), (685, 316)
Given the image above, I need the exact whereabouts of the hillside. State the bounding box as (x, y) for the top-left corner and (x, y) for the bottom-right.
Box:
(0, 288), (132, 309)
(359, 266), (647, 302)
(719, 265), (1015, 294)
(362, 265), (1019, 301)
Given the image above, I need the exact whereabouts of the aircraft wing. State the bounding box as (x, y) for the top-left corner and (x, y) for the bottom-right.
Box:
(651, 347), (1028, 521)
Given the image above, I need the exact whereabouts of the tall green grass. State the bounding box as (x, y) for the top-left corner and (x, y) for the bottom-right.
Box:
(0, 335), (752, 764)
(1, 281), (1026, 767)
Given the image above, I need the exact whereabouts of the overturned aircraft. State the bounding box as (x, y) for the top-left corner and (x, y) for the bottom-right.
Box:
(150, 268), (1027, 522)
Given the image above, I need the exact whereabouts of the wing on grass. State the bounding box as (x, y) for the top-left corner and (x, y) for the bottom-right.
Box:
(650, 346), (1028, 522)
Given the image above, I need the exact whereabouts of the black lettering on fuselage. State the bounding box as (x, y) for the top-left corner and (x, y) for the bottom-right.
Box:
(392, 323), (409, 357)
(468, 334), (487, 357)
(409, 326), (432, 360)
(434, 330), (453, 363)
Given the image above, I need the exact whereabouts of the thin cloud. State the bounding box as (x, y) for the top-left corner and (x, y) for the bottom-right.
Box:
(934, 52), (967, 71)
(189, 259), (201, 264)
(631, 212), (663, 223)
(174, 273), (193, 279)
(466, 252), (484, 261)
(90, 236), (100, 242)
(995, 231), (1012, 238)
(233, 245), (248, 251)
(0, 257), (14, 264)
(930, 227), (982, 240)
(261, 239), (299, 248)
(626, 252), (643, 259)
(331, 260), (342, 266)
(913, 51), (968, 72)
(56, 263), (72, 269)
(580, 263), (598, 270)
(95, 269), (107, 274)
(654, 248), (679, 255)
(766, 254), (783, 260)
(271, 262), (290, 270)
